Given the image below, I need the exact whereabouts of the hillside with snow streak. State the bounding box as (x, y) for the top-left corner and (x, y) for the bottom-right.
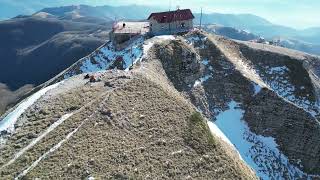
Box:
(0, 81), (65, 133)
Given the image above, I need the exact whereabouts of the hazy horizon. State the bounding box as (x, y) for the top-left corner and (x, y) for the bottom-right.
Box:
(1, 0), (319, 30)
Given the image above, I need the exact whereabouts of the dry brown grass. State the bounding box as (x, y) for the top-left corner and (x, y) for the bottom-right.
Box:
(0, 67), (257, 179)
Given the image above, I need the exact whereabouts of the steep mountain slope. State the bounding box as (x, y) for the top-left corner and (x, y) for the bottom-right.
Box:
(154, 33), (319, 178)
(59, 31), (319, 178)
(1, 30), (320, 179)
(0, 16), (112, 116)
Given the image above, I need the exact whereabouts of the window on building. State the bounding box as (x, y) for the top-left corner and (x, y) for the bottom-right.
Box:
(181, 22), (185, 28)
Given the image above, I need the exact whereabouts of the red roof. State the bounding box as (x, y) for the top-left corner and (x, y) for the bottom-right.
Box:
(148, 9), (194, 23)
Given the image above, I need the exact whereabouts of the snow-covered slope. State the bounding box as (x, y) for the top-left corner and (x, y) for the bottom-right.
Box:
(62, 35), (175, 79)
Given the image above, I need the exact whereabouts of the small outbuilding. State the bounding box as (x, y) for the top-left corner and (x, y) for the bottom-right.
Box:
(109, 21), (149, 50)
(148, 9), (194, 35)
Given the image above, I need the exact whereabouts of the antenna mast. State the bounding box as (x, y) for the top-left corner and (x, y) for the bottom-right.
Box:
(200, 7), (203, 30)
(169, 0), (172, 34)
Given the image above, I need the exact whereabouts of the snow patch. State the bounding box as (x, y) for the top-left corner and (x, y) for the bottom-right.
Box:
(154, 35), (175, 40)
(185, 34), (207, 48)
(193, 80), (201, 87)
(243, 29), (251, 34)
(207, 121), (239, 155)
(201, 59), (209, 65)
(193, 74), (212, 87)
(252, 82), (262, 95)
(259, 65), (319, 117)
(80, 37), (144, 73)
(171, 149), (183, 155)
(88, 176), (95, 180)
(267, 66), (289, 75)
(0, 81), (63, 134)
(213, 101), (314, 179)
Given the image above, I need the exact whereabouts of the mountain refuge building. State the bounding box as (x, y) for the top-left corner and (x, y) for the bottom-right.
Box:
(148, 9), (194, 35)
(109, 9), (194, 49)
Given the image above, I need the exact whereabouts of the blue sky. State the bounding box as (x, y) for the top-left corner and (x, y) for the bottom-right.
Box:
(1, 0), (319, 29)
(100, 0), (320, 29)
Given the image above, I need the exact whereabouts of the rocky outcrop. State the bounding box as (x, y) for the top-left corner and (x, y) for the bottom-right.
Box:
(154, 40), (202, 91)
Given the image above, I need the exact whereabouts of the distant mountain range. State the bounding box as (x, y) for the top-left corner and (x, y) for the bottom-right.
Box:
(193, 13), (320, 45)
(39, 4), (164, 21)
(1, 4), (319, 45)
(36, 5), (320, 53)
(202, 24), (259, 41)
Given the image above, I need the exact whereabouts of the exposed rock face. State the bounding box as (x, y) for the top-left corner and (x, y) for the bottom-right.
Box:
(154, 40), (202, 91)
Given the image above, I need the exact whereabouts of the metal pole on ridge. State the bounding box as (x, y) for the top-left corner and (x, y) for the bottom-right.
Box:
(200, 7), (203, 30)
(169, 0), (172, 34)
